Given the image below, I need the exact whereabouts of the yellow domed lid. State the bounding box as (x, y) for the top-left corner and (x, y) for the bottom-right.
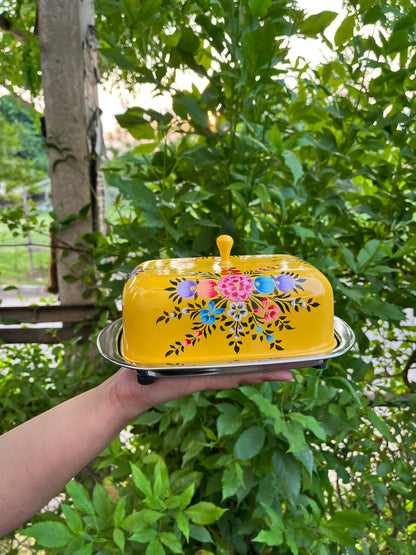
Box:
(120, 236), (338, 366)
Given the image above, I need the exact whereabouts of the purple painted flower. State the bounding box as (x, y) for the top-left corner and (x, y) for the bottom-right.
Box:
(275, 274), (295, 292)
(177, 280), (196, 299)
(128, 267), (142, 280)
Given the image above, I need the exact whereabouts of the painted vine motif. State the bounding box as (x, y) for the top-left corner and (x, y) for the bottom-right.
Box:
(154, 267), (320, 358)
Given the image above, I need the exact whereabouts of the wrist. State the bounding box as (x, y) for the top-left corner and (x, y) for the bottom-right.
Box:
(105, 367), (149, 426)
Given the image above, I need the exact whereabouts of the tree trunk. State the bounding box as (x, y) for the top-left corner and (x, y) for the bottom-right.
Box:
(38, 0), (106, 305)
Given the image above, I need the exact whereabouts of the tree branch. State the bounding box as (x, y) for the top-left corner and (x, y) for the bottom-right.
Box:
(403, 348), (416, 394)
(0, 13), (27, 43)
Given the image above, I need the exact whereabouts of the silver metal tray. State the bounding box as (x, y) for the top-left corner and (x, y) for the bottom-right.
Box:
(97, 316), (355, 379)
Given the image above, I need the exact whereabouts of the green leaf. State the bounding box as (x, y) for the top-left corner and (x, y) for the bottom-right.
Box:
(289, 412), (327, 441)
(245, 390), (283, 431)
(63, 274), (78, 283)
(116, 107), (156, 141)
(272, 452), (301, 504)
(61, 503), (83, 535)
(234, 426), (265, 460)
(115, 106), (147, 126)
(179, 483), (195, 510)
(178, 396), (198, 423)
(288, 224), (315, 241)
(292, 447), (314, 477)
(130, 529), (158, 543)
(341, 245), (358, 272)
(216, 404), (243, 437)
(176, 512), (190, 542)
(130, 462), (153, 498)
(253, 527), (284, 546)
(121, 509), (164, 532)
(372, 480), (389, 509)
(222, 462), (244, 500)
(23, 522), (73, 548)
(185, 502), (227, 525)
(179, 189), (214, 204)
(132, 142), (157, 155)
(386, 29), (409, 53)
(92, 482), (112, 519)
(153, 457), (170, 501)
(363, 5), (383, 24)
(173, 94), (208, 128)
(334, 15), (355, 47)
(377, 461), (393, 478)
(393, 234), (416, 259)
(134, 410), (163, 425)
(107, 175), (162, 224)
(319, 523), (356, 546)
(66, 480), (95, 516)
(241, 21), (277, 75)
(163, 29), (182, 48)
(366, 411), (396, 443)
(114, 496), (127, 528)
(189, 524), (213, 543)
(282, 150), (303, 184)
(361, 298), (404, 321)
(284, 421), (308, 453)
(268, 124), (283, 151)
(301, 11), (338, 37)
(319, 510), (371, 546)
(160, 531), (183, 553)
(113, 528), (125, 552)
(357, 239), (384, 270)
(249, 0), (272, 18)
(146, 539), (166, 555)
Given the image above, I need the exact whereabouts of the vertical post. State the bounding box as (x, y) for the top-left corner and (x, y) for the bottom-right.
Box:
(22, 185), (35, 280)
(38, 0), (105, 305)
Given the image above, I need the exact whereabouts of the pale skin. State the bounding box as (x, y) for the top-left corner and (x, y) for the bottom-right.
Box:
(0, 366), (293, 537)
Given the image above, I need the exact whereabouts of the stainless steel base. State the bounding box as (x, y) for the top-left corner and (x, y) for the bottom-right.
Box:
(97, 316), (355, 379)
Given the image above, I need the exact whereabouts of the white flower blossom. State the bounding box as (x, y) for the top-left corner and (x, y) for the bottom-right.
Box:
(227, 302), (248, 321)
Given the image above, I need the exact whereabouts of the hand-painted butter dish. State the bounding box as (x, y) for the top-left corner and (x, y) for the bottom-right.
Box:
(98, 235), (354, 381)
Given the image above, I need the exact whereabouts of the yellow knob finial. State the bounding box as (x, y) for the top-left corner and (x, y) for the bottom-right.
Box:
(216, 235), (233, 264)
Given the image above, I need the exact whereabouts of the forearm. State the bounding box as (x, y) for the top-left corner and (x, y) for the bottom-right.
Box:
(0, 371), (136, 537)
(0, 365), (293, 537)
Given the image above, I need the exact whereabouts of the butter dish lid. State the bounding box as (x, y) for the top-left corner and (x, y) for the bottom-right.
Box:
(98, 235), (355, 377)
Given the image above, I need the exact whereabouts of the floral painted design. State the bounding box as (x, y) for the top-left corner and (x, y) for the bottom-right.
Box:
(254, 298), (280, 322)
(227, 302), (248, 322)
(157, 268), (320, 357)
(199, 300), (224, 324)
(218, 274), (254, 302)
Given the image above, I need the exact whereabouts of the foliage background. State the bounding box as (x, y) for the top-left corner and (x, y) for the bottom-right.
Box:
(0, 0), (415, 553)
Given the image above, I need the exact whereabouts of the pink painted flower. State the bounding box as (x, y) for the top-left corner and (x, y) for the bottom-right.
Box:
(183, 339), (192, 347)
(196, 279), (219, 299)
(218, 275), (254, 302)
(194, 330), (202, 338)
(254, 298), (280, 322)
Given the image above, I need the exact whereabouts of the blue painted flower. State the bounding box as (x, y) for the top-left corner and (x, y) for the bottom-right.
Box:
(177, 280), (196, 299)
(200, 300), (224, 325)
(254, 276), (275, 295)
(266, 334), (274, 342)
(256, 325), (263, 333)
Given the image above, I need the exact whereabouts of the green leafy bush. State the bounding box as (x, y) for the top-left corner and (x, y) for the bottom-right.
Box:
(1, 0), (415, 553)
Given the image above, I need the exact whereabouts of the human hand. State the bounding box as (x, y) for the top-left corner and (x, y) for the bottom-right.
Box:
(111, 366), (294, 423)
